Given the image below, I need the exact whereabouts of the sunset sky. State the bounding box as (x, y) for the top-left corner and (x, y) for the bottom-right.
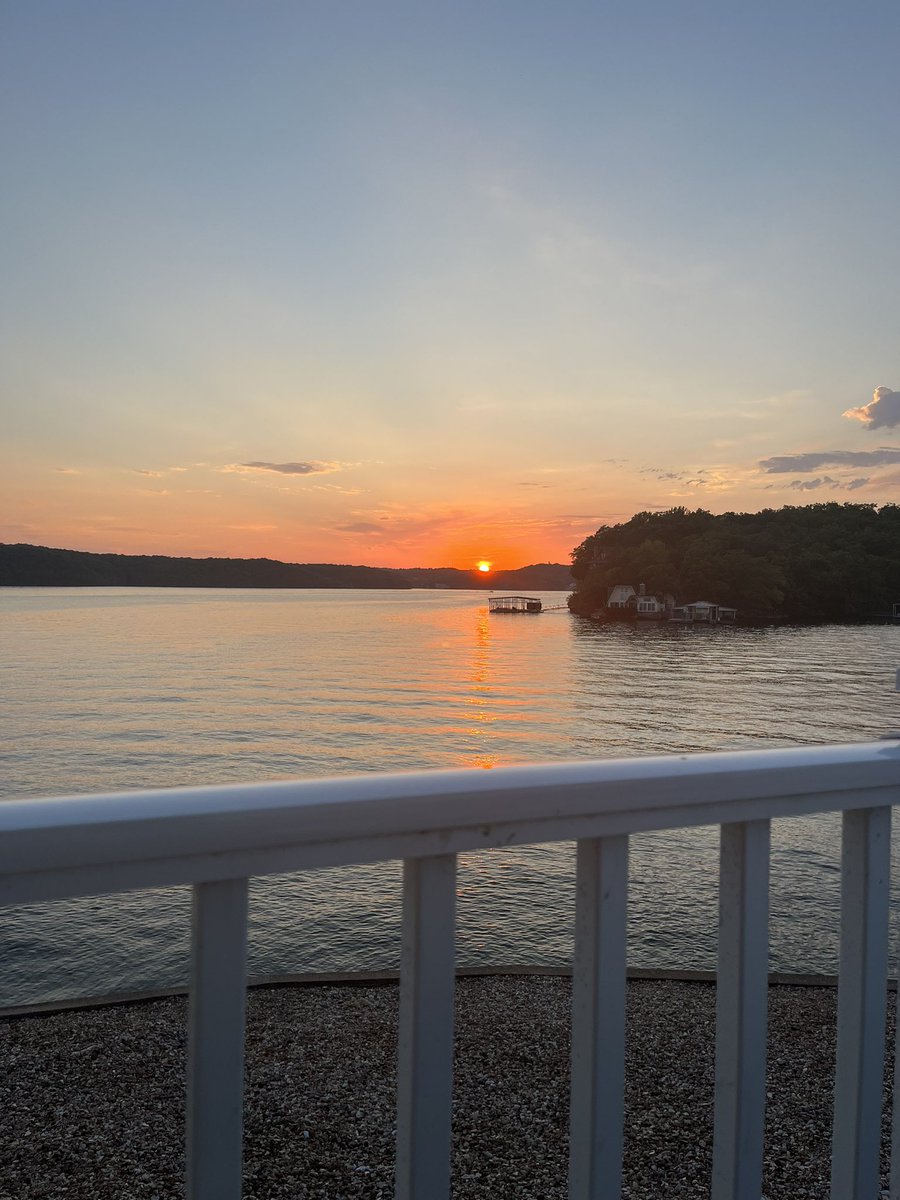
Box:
(3, 3), (899, 569)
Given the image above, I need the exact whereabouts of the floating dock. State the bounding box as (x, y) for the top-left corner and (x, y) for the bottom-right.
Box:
(489, 595), (542, 614)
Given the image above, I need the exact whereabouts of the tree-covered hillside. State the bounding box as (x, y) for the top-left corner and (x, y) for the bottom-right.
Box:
(569, 504), (900, 622)
(0, 543), (573, 591)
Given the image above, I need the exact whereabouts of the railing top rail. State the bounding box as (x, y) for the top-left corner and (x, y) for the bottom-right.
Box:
(2, 742), (900, 903)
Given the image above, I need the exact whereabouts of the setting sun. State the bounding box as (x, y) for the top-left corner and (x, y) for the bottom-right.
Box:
(477, 560), (492, 573)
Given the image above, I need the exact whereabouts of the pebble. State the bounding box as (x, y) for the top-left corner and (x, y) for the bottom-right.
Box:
(0, 978), (894, 1199)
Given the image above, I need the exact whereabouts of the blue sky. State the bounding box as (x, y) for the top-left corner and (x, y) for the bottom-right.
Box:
(2, 2), (898, 566)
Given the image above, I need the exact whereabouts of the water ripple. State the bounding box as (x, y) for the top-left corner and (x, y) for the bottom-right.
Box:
(2, 587), (900, 1005)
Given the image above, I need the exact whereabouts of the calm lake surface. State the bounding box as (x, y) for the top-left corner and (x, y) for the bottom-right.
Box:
(3, 587), (900, 1006)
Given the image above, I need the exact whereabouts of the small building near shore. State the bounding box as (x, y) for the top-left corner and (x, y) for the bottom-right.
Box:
(671, 600), (737, 624)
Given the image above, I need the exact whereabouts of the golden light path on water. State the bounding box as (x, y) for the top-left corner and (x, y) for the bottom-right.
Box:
(2, 587), (900, 1006)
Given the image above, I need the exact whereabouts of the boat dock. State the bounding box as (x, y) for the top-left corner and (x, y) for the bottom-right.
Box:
(488, 595), (542, 614)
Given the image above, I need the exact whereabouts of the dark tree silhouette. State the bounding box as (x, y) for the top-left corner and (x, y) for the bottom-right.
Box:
(569, 504), (900, 622)
(0, 544), (573, 592)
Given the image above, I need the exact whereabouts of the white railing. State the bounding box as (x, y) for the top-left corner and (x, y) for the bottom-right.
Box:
(3, 741), (900, 1200)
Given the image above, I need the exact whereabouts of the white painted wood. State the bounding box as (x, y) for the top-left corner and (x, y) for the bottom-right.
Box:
(568, 836), (629, 1200)
(187, 878), (249, 1200)
(1, 743), (897, 873)
(890, 903), (900, 1200)
(831, 807), (891, 1200)
(3, 785), (899, 910)
(3, 743), (900, 905)
(712, 820), (770, 1200)
(395, 854), (458, 1200)
(3, 745), (900, 1198)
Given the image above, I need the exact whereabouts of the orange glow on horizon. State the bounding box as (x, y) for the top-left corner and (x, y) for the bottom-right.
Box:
(16, 484), (579, 568)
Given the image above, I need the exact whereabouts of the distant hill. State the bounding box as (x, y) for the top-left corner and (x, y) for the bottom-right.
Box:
(0, 544), (573, 591)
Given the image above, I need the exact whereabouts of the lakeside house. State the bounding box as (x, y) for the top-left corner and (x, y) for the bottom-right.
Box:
(607, 584), (637, 609)
(602, 584), (736, 623)
(606, 583), (676, 620)
(636, 590), (674, 618)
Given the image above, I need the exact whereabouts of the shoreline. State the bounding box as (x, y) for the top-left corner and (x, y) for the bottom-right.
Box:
(3, 963), (893, 1020)
(0, 973), (894, 1199)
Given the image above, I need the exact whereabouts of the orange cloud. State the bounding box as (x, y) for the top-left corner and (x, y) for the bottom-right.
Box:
(843, 386), (900, 430)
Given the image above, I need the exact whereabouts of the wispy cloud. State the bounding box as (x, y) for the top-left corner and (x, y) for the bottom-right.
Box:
(331, 503), (606, 551)
(684, 474), (735, 492)
(682, 390), (810, 425)
(736, 389), (810, 421)
(481, 180), (713, 292)
(335, 507), (459, 541)
(55, 468), (80, 475)
(788, 477), (837, 491)
(336, 521), (384, 534)
(843, 386), (900, 431)
(640, 468), (688, 482)
(660, 466), (739, 493)
(529, 460), (627, 476)
(787, 476), (871, 492)
(224, 461), (349, 476)
(760, 448), (900, 473)
(305, 483), (364, 496)
(134, 468), (163, 477)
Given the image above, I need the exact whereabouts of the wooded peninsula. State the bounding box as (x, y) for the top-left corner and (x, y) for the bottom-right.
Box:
(568, 503), (900, 623)
(0, 543), (571, 591)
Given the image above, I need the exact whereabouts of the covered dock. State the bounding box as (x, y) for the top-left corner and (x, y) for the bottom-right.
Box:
(488, 595), (542, 614)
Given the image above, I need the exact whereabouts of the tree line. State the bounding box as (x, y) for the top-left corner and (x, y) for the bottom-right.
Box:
(0, 543), (572, 591)
(569, 504), (900, 622)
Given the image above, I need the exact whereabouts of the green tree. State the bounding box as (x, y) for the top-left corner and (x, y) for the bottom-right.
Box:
(568, 503), (896, 622)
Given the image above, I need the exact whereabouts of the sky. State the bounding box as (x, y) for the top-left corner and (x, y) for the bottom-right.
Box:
(2, 2), (899, 569)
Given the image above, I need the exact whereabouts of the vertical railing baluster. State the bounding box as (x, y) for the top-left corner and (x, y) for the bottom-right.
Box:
(568, 835), (629, 1200)
(712, 820), (771, 1200)
(395, 854), (458, 1200)
(187, 878), (250, 1200)
(831, 806), (891, 1200)
(890, 907), (900, 1200)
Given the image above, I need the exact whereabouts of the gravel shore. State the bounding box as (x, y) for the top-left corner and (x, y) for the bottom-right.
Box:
(0, 975), (894, 1199)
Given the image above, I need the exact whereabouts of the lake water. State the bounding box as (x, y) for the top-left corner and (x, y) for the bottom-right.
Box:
(3, 587), (900, 1007)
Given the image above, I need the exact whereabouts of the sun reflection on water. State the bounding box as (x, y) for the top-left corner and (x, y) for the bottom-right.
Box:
(462, 607), (497, 767)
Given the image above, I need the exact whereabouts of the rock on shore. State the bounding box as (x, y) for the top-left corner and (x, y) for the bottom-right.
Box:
(0, 976), (894, 1199)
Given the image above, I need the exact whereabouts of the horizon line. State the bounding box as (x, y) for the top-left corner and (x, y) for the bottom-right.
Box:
(0, 541), (570, 574)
